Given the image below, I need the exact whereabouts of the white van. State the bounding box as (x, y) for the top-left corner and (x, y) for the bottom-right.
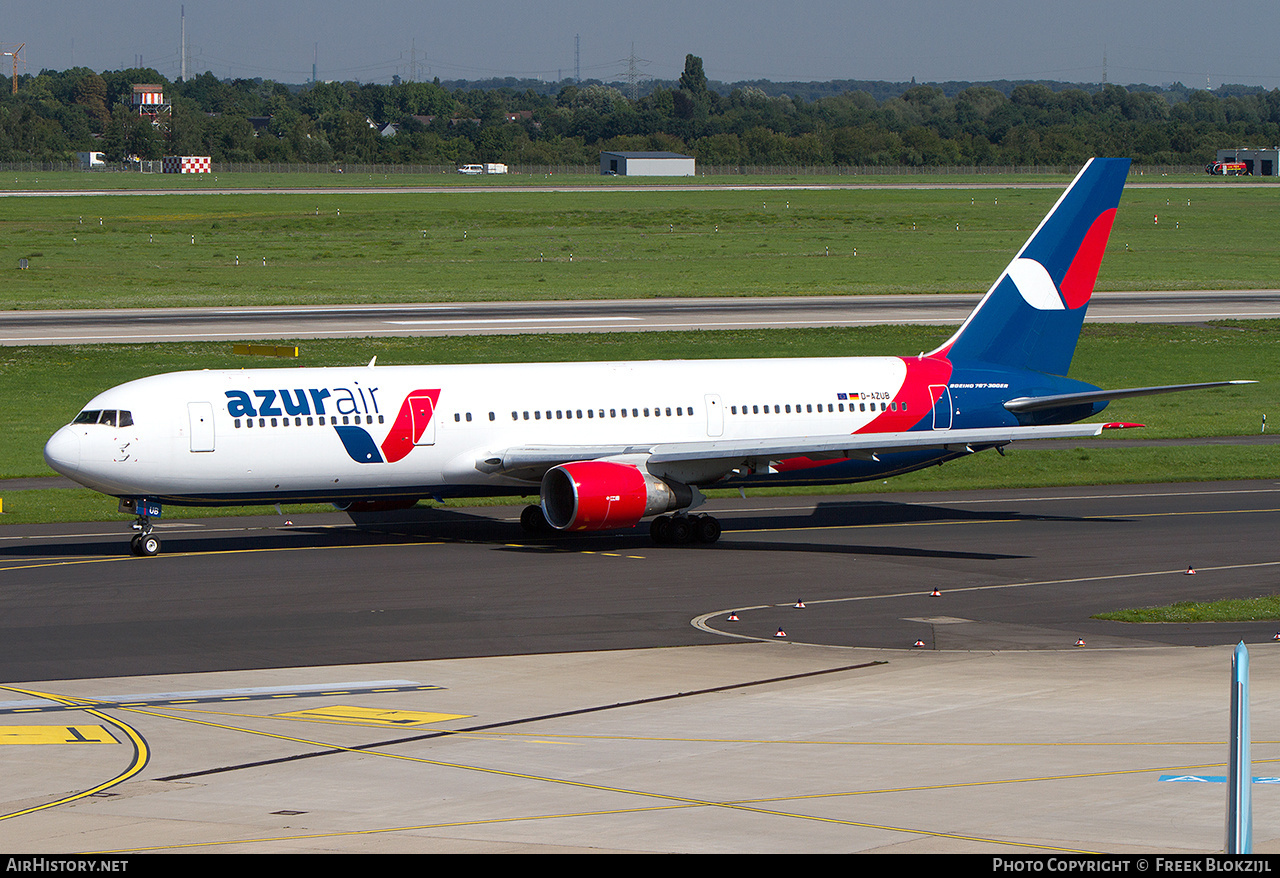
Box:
(457, 164), (484, 175)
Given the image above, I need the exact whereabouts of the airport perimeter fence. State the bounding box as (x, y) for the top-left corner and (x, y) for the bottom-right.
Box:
(0, 161), (1214, 177)
(699, 164), (1206, 177)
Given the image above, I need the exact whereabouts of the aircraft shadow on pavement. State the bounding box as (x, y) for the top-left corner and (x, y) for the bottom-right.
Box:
(0, 500), (1126, 560)
(0, 507), (499, 559)
(0, 524), (404, 559)
(806, 498), (1127, 526)
(351, 503), (1037, 560)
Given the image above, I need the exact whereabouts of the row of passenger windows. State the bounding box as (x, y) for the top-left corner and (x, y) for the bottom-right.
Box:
(228, 401), (900, 430)
(730, 401), (903, 414)
(231, 408), (701, 429)
(73, 409), (134, 427)
(507, 405), (694, 422)
(234, 414), (385, 429)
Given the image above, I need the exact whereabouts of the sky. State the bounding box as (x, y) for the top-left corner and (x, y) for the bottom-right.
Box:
(6, 1), (1278, 90)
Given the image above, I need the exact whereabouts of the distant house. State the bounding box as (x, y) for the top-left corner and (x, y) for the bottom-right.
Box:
(600, 151), (695, 176)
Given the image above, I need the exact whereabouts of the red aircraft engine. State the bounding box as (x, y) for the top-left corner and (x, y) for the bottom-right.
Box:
(540, 460), (692, 531)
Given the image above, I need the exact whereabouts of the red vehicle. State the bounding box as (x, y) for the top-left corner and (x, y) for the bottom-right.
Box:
(1206, 160), (1250, 175)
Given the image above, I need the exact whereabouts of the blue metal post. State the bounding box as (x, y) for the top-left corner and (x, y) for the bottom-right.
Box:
(1226, 641), (1252, 854)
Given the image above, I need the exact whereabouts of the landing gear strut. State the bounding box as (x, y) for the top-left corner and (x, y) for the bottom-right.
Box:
(121, 498), (162, 556)
(650, 513), (721, 545)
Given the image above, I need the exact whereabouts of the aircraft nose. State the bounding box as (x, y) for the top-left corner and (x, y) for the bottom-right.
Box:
(43, 426), (81, 476)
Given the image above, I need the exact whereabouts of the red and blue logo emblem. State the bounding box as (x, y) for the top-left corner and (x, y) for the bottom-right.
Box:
(336, 389), (440, 464)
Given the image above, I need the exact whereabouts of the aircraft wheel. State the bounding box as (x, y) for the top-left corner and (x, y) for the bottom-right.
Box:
(669, 516), (694, 545)
(649, 515), (672, 543)
(520, 504), (549, 534)
(138, 534), (161, 557)
(129, 535), (142, 556)
(694, 514), (721, 544)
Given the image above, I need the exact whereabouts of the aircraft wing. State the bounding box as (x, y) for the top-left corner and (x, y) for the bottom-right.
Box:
(478, 422), (1137, 482)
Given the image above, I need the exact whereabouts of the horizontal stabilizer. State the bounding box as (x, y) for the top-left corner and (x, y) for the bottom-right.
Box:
(1004, 380), (1256, 413)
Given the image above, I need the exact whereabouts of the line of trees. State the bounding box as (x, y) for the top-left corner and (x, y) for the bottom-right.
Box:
(1, 56), (1278, 168)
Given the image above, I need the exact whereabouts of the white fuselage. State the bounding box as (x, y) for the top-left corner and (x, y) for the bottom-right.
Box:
(44, 356), (921, 505)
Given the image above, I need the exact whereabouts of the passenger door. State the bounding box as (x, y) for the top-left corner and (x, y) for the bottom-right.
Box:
(410, 394), (437, 446)
(704, 394), (723, 437)
(188, 402), (215, 452)
(930, 386), (953, 431)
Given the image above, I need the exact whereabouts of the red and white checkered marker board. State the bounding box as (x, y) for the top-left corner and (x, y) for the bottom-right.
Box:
(162, 156), (211, 174)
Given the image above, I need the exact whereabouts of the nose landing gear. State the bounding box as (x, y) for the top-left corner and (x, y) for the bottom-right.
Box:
(121, 498), (163, 556)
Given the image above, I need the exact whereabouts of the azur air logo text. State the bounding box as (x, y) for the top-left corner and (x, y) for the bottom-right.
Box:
(225, 385), (439, 464)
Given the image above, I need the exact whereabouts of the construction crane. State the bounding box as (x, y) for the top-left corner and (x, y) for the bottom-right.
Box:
(1, 43), (24, 94)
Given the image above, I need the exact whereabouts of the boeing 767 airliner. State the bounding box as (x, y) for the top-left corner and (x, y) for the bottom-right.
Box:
(44, 158), (1249, 555)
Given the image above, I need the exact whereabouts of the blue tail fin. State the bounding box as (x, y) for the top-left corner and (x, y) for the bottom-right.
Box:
(933, 158), (1131, 376)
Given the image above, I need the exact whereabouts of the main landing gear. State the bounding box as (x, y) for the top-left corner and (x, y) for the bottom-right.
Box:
(518, 505), (722, 545)
(520, 504), (552, 534)
(650, 513), (721, 545)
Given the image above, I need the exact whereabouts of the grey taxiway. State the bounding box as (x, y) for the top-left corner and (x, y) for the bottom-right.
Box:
(2, 289), (1279, 345)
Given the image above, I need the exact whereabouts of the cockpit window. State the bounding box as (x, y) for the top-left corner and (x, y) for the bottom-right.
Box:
(71, 409), (133, 427)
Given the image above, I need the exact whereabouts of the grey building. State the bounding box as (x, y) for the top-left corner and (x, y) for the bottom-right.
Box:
(601, 151), (696, 176)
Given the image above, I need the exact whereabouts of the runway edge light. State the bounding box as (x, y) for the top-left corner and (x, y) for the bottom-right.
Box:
(1226, 641), (1252, 854)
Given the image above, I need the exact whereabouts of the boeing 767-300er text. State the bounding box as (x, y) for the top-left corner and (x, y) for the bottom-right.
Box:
(44, 158), (1250, 555)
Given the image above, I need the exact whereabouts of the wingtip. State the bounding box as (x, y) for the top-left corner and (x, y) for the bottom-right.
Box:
(1102, 422), (1145, 430)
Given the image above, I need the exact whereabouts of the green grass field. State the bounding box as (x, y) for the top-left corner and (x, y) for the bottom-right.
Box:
(1093, 595), (1280, 623)
(2, 183), (1277, 310)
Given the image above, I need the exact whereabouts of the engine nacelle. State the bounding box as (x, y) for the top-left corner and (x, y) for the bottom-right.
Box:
(541, 461), (692, 531)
